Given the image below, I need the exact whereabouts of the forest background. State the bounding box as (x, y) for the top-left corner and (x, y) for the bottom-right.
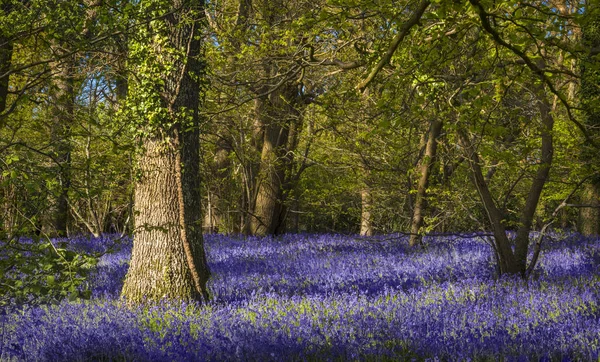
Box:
(1, 0), (599, 301)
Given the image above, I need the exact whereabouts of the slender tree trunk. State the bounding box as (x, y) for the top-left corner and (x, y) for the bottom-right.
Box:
(0, 23), (12, 115)
(49, 54), (74, 237)
(579, 183), (600, 235)
(360, 185), (373, 236)
(512, 88), (554, 273)
(409, 119), (443, 246)
(241, 98), (265, 234)
(122, 0), (210, 304)
(459, 84), (554, 276)
(207, 139), (232, 233)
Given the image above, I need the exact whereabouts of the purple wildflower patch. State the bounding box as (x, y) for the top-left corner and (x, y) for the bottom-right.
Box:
(1, 233), (599, 361)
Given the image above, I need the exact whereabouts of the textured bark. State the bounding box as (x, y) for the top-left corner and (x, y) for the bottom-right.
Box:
(409, 119), (443, 246)
(250, 99), (290, 235)
(579, 183), (600, 235)
(122, 0), (210, 304)
(250, 82), (299, 236)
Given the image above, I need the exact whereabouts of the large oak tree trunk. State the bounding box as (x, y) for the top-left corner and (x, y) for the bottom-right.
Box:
(409, 119), (443, 246)
(122, 0), (210, 304)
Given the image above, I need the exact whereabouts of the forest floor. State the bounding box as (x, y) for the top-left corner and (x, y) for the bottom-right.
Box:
(1, 232), (599, 361)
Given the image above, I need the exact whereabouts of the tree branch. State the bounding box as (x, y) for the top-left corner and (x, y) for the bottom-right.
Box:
(356, 0), (431, 91)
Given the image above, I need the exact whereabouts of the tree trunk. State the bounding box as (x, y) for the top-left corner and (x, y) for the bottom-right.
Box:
(409, 119), (443, 246)
(360, 185), (373, 236)
(122, 0), (210, 304)
(578, 4), (600, 236)
(579, 183), (600, 235)
(49, 54), (74, 237)
(205, 139), (231, 233)
(459, 84), (554, 277)
(0, 20), (12, 115)
(250, 110), (290, 235)
(250, 83), (298, 236)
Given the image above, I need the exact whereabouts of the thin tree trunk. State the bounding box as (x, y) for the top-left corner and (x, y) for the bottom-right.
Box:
(49, 54), (74, 237)
(360, 185), (373, 236)
(206, 139), (231, 233)
(579, 183), (600, 235)
(513, 87), (554, 273)
(409, 119), (443, 246)
(122, 0), (210, 304)
(459, 85), (554, 276)
(0, 20), (12, 114)
(458, 130), (519, 274)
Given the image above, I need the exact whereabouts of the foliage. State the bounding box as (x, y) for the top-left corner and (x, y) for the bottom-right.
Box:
(0, 236), (101, 311)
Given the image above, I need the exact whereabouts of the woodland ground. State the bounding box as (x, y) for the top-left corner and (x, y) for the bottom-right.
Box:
(1, 232), (599, 361)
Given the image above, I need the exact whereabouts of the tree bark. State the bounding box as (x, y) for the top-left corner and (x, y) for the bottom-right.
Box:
(250, 81), (299, 236)
(578, 4), (600, 235)
(204, 138), (231, 233)
(579, 183), (600, 235)
(360, 185), (373, 236)
(49, 53), (74, 237)
(409, 119), (443, 246)
(122, 0), (210, 304)
(0, 26), (12, 115)
(459, 84), (554, 276)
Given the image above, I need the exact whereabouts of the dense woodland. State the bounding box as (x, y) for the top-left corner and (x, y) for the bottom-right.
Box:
(1, 0), (599, 303)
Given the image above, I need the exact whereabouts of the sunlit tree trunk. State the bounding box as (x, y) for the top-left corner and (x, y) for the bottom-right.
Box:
(360, 185), (373, 236)
(204, 139), (231, 233)
(250, 85), (294, 236)
(409, 119), (443, 246)
(122, 0), (210, 304)
(579, 183), (600, 235)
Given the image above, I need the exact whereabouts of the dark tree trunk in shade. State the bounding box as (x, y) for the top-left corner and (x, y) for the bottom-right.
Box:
(459, 85), (554, 276)
(49, 55), (75, 237)
(409, 119), (443, 246)
(0, 36), (12, 115)
(122, 0), (210, 304)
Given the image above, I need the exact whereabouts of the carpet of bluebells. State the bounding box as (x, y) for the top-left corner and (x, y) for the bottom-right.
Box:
(1, 232), (599, 361)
